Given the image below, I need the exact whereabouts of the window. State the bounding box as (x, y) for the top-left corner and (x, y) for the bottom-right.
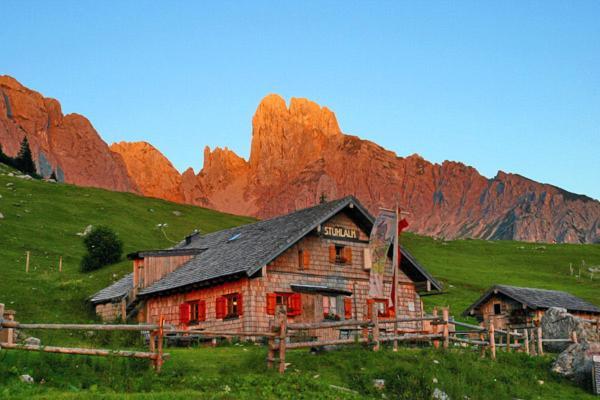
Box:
(329, 244), (352, 264)
(323, 295), (338, 319)
(189, 300), (206, 323)
(216, 293), (243, 319)
(493, 303), (502, 315)
(298, 249), (310, 270)
(266, 293), (301, 316)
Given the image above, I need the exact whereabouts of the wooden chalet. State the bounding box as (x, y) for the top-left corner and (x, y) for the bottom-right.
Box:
(91, 196), (442, 339)
(463, 284), (600, 329)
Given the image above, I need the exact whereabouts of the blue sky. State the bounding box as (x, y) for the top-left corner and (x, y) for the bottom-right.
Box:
(2, 1), (599, 199)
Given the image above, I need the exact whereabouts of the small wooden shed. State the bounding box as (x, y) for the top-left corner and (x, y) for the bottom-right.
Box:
(463, 284), (600, 329)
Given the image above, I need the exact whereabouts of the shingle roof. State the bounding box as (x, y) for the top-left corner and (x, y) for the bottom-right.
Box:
(138, 196), (373, 297)
(463, 284), (600, 315)
(90, 273), (133, 304)
(92, 195), (441, 301)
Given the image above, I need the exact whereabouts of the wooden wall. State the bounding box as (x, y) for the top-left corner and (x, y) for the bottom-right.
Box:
(137, 210), (425, 340)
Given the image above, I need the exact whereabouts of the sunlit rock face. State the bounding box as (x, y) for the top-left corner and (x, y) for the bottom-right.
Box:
(0, 75), (138, 192)
(2, 75), (598, 243)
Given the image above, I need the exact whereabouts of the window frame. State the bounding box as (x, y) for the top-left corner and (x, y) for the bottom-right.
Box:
(224, 293), (240, 319)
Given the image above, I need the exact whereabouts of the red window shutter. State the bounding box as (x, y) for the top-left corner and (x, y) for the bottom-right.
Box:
(329, 244), (336, 263)
(179, 303), (191, 325)
(367, 299), (374, 320)
(289, 293), (302, 316)
(266, 293), (276, 315)
(237, 293), (243, 316)
(343, 247), (352, 264)
(344, 298), (353, 319)
(198, 300), (206, 321)
(303, 250), (310, 268)
(216, 296), (226, 319)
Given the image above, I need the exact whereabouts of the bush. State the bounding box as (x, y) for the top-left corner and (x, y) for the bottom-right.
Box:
(80, 226), (123, 272)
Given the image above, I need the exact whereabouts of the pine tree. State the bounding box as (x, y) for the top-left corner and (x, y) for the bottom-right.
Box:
(49, 170), (57, 181)
(15, 137), (36, 174)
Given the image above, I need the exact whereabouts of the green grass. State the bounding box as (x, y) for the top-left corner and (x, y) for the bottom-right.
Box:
(402, 234), (600, 315)
(0, 345), (595, 399)
(1, 162), (599, 398)
(0, 163), (254, 324)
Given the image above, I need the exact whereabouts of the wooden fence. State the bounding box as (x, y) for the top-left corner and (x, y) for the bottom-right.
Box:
(2, 302), (592, 375)
(0, 303), (170, 372)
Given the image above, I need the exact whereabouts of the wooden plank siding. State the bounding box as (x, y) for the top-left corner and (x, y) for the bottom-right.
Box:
(136, 211), (425, 340)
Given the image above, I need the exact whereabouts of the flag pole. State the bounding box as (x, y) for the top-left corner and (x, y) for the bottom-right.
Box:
(393, 204), (399, 352)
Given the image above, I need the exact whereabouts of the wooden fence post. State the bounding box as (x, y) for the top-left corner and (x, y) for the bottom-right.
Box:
(277, 305), (287, 374)
(432, 307), (439, 349)
(537, 326), (543, 356)
(155, 316), (164, 373)
(479, 332), (486, 358)
(524, 329), (530, 355)
(372, 302), (380, 352)
(120, 298), (127, 323)
(506, 329), (511, 352)
(442, 307), (449, 349)
(26, 251), (30, 273)
(488, 320), (496, 360)
(59, 256), (63, 273)
(571, 330), (578, 344)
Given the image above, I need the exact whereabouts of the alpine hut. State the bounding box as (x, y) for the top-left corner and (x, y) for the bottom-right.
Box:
(91, 196), (442, 339)
(463, 284), (600, 329)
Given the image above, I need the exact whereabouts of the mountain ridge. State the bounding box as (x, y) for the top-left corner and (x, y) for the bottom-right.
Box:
(1, 76), (598, 243)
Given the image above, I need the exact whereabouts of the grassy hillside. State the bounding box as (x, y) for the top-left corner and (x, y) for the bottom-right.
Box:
(1, 163), (599, 399)
(0, 345), (596, 399)
(1, 161), (598, 323)
(403, 233), (600, 316)
(0, 163), (254, 323)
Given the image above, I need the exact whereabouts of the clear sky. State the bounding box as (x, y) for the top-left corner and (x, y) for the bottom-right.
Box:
(2, 1), (599, 199)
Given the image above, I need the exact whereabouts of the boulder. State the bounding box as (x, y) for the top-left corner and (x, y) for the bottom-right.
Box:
(552, 341), (600, 389)
(0, 212), (3, 219)
(24, 336), (41, 346)
(19, 374), (34, 384)
(541, 307), (589, 352)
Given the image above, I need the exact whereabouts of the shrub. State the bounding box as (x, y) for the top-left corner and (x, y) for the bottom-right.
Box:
(80, 226), (123, 272)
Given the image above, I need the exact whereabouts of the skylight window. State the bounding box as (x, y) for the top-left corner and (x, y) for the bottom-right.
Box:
(228, 233), (241, 242)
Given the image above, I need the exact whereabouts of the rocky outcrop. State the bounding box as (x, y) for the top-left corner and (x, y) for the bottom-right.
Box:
(0, 76), (138, 192)
(2, 76), (598, 243)
(180, 94), (600, 244)
(110, 141), (183, 203)
(542, 308), (597, 352)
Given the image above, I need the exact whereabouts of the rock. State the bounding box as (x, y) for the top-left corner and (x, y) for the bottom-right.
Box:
(432, 388), (450, 400)
(0, 212), (3, 219)
(0, 75), (139, 194)
(109, 141), (183, 203)
(19, 374), (34, 384)
(172, 210), (183, 217)
(6, 182), (14, 187)
(82, 225), (93, 236)
(541, 307), (592, 352)
(24, 336), (41, 346)
(15, 174), (32, 180)
(2, 76), (599, 243)
(372, 379), (385, 390)
(552, 341), (600, 388)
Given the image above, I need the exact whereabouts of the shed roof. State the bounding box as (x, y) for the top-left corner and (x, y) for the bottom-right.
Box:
(90, 273), (133, 304)
(463, 284), (600, 316)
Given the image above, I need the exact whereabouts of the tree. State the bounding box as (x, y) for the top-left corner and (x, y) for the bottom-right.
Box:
(49, 170), (57, 181)
(80, 226), (124, 272)
(0, 143), (12, 166)
(15, 137), (36, 174)
(319, 192), (328, 204)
